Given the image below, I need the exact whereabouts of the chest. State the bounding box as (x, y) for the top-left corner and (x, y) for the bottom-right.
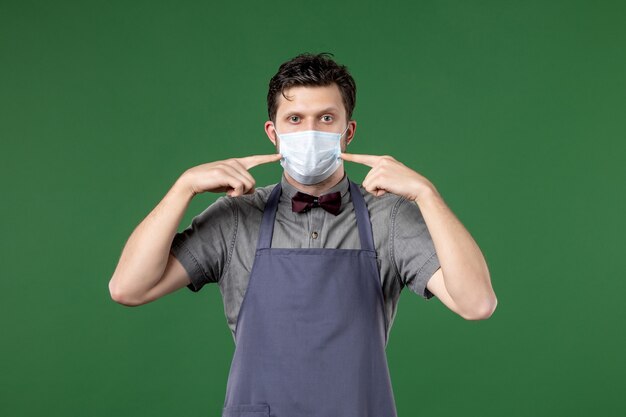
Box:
(270, 201), (362, 249)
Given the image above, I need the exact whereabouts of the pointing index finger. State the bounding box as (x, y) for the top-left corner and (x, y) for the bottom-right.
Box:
(341, 152), (380, 167)
(238, 154), (282, 170)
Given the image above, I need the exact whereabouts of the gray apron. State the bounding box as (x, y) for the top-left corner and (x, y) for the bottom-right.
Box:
(222, 180), (398, 417)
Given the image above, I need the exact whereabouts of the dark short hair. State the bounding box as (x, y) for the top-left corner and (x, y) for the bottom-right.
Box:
(267, 52), (357, 122)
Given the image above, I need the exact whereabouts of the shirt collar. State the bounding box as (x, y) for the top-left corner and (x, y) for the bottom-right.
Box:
(279, 172), (352, 209)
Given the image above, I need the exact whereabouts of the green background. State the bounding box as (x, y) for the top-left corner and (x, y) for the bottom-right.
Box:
(2, 1), (624, 416)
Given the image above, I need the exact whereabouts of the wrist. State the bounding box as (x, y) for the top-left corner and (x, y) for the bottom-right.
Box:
(173, 172), (196, 200)
(413, 182), (440, 205)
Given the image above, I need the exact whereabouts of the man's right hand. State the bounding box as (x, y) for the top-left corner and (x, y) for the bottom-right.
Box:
(181, 154), (282, 197)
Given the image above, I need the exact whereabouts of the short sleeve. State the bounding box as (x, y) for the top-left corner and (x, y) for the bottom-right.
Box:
(169, 196), (236, 292)
(391, 198), (441, 299)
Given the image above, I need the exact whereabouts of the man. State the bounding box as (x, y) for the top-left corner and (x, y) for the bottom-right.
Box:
(109, 52), (497, 417)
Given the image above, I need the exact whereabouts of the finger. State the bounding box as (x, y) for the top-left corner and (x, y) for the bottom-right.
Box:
(362, 171), (386, 197)
(362, 171), (378, 195)
(227, 178), (248, 197)
(361, 169), (379, 192)
(340, 152), (380, 167)
(227, 160), (257, 191)
(219, 164), (255, 195)
(238, 154), (282, 170)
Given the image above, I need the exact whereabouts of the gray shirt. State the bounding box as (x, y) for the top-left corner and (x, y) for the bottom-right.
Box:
(170, 172), (441, 345)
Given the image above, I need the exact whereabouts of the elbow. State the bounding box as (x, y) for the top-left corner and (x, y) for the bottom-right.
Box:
(460, 295), (498, 321)
(108, 278), (143, 307)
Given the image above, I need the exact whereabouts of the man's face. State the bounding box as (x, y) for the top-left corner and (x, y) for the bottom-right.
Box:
(265, 84), (356, 153)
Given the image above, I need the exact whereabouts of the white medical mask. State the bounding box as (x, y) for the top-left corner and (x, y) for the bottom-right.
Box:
(274, 124), (349, 185)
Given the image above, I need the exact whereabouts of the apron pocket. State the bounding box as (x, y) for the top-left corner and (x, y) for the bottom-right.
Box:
(222, 403), (270, 417)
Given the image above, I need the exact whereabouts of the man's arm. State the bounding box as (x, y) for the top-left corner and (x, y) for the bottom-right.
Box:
(108, 176), (196, 306)
(341, 153), (497, 320)
(108, 154), (281, 306)
(419, 190), (497, 320)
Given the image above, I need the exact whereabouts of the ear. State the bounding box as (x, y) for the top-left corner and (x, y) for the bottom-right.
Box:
(346, 120), (357, 146)
(264, 120), (278, 147)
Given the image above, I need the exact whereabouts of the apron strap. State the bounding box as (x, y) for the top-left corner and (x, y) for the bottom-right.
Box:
(256, 178), (375, 252)
(348, 180), (376, 252)
(256, 183), (282, 250)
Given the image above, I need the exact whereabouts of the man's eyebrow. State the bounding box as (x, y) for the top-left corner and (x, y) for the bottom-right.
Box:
(283, 107), (340, 115)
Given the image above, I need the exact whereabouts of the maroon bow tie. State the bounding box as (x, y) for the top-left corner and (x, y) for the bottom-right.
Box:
(291, 191), (342, 215)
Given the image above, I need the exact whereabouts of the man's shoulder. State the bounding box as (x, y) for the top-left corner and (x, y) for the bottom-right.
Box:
(356, 183), (404, 211)
(226, 183), (279, 212)
(355, 183), (424, 224)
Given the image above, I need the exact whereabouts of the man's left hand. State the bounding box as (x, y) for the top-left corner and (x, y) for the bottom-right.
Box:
(341, 153), (436, 202)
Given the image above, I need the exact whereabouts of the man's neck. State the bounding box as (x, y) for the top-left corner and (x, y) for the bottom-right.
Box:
(284, 167), (346, 196)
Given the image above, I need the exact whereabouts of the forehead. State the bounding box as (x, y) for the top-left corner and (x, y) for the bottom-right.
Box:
(276, 84), (345, 116)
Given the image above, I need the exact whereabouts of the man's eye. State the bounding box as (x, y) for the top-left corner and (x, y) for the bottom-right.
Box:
(322, 115), (333, 122)
(290, 116), (300, 122)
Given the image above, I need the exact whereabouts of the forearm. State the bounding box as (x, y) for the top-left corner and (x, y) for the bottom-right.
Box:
(416, 186), (497, 317)
(109, 174), (194, 302)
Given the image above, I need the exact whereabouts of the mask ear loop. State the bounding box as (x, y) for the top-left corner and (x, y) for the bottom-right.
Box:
(271, 123), (285, 161)
(339, 123), (351, 155)
(272, 122), (281, 138)
(336, 124), (351, 162)
(340, 124), (350, 138)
